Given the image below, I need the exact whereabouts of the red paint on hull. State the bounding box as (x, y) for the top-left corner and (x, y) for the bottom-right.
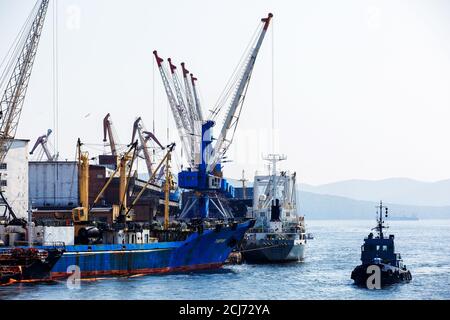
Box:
(50, 262), (224, 279)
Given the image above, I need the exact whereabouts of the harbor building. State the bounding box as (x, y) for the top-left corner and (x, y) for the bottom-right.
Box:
(0, 139), (29, 219)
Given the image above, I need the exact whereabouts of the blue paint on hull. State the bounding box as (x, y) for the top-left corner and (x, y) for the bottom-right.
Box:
(40, 220), (252, 278)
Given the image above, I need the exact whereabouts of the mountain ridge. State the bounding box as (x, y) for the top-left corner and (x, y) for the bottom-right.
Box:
(299, 177), (450, 207)
(298, 190), (450, 219)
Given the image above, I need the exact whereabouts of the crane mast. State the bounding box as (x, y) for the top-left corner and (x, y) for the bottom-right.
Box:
(0, 0), (50, 222)
(168, 59), (193, 135)
(180, 63), (198, 130)
(0, 0), (50, 163)
(190, 73), (203, 123)
(167, 58), (196, 165)
(131, 117), (164, 177)
(103, 113), (118, 156)
(207, 13), (273, 173)
(181, 63), (202, 164)
(29, 128), (57, 161)
(153, 51), (194, 167)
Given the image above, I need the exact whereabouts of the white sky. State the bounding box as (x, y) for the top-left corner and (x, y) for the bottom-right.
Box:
(1, 0), (450, 185)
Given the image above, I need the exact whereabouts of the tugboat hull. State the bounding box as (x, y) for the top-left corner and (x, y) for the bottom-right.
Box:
(242, 240), (305, 263)
(351, 263), (412, 287)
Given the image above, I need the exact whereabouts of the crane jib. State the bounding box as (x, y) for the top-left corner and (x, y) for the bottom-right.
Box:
(206, 13), (273, 173)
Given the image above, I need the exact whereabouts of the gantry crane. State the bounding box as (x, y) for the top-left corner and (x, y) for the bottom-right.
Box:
(0, 0), (50, 222)
(29, 129), (58, 161)
(154, 13), (273, 219)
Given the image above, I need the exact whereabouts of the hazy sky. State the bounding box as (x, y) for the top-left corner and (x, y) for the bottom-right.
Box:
(1, 0), (450, 185)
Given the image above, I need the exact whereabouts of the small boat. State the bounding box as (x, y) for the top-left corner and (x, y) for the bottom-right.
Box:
(0, 247), (64, 284)
(351, 201), (412, 287)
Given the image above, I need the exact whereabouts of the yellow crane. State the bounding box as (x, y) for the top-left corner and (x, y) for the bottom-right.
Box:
(72, 139), (90, 222)
(126, 143), (176, 230)
(73, 141), (137, 223)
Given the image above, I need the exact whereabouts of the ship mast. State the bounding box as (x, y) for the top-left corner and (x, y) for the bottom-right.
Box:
(263, 154), (286, 207)
(376, 201), (388, 239)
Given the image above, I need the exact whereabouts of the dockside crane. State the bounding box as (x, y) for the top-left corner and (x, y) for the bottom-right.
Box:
(131, 117), (164, 178)
(0, 0), (50, 222)
(181, 63), (202, 164)
(207, 14), (273, 173)
(190, 73), (203, 123)
(154, 13), (273, 219)
(29, 129), (58, 161)
(153, 51), (195, 168)
(73, 139), (139, 224)
(103, 113), (119, 156)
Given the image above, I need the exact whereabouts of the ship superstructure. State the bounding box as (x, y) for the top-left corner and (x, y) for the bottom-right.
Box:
(241, 154), (306, 263)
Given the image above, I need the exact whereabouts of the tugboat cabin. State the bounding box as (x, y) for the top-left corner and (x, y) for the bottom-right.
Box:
(361, 233), (404, 269)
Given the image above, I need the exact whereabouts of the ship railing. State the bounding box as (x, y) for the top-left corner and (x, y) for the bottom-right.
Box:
(248, 227), (304, 234)
(9, 241), (66, 249)
(43, 242), (66, 250)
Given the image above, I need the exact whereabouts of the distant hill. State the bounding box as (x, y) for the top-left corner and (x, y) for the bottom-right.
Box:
(299, 178), (450, 207)
(298, 190), (450, 219)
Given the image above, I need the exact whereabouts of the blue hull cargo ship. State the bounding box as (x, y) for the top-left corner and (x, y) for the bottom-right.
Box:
(0, 9), (271, 282)
(39, 220), (253, 278)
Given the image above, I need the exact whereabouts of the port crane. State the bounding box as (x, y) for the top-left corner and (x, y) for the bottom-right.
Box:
(131, 117), (164, 178)
(0, 0), (50, 222)
(29, 129), (58, 161)
(154, 13), (273, 219)
(73, 138), (139, 223)
(103, 113), (119, 156)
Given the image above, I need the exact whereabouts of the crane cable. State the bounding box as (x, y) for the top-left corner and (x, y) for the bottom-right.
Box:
(52, 0), (59, 159)
(209, 22), (262, 121)
(0, 1), (40, 98)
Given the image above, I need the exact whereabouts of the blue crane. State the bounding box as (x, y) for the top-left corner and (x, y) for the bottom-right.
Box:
(153, 13), (273, 220)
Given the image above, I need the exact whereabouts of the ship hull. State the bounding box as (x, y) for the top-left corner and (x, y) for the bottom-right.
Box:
(41, 220), (253, 279)
(351, 263), (412, 287)
(242, 239), (305, 263)
(0, 248), (64, 284)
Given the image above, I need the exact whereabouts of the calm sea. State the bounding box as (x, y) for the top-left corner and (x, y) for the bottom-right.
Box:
(1, 219), (449, 300)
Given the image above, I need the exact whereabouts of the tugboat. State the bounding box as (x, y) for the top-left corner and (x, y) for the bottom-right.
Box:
(0, 247), (64, 284)
(351, 201), (412, 287)
(240, 154), (306, 263)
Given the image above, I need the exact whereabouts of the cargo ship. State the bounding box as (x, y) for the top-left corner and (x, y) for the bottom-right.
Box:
(0, 2), (271, 282)
(0, 143), (255, 280)
(240, 154), (306, 263)
(40, 220), (253, 279)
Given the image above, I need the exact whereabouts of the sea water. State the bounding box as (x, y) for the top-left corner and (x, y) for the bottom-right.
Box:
(1, 219), (449, 300)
